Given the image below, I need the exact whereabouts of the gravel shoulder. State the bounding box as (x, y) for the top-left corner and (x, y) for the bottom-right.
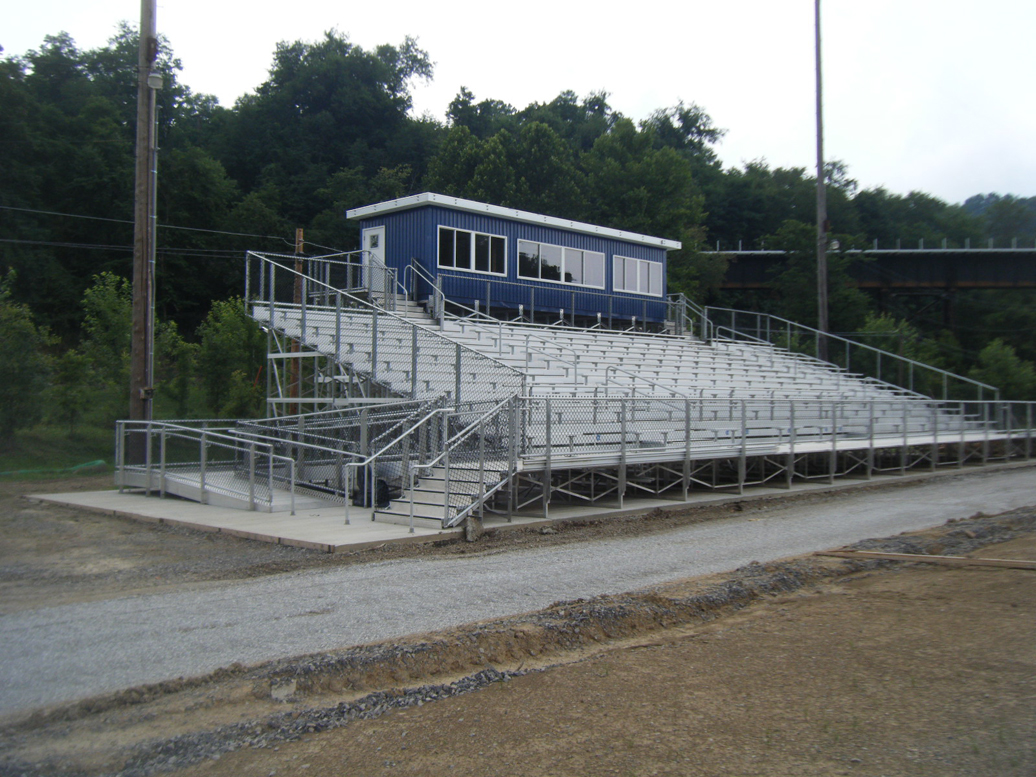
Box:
(1, 505), (1034, 776)
(4, 465), (1036, 615)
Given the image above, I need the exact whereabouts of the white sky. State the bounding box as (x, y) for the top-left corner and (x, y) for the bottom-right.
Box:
(4, 0), (1034, 205)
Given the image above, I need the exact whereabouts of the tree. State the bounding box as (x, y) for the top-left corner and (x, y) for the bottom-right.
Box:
(197, 299), (265, 415)
(79, 272), (132, 423)
(580, 118), (703, 239)
(765, 220), (871, 333)
(155, 320), (197, 418)
(642, 101), (725, 166)
(0, 273), (52, 440)
(968, 339), (1036, 401)
(46, 348), (93, 436)
(447, 86), (516, 138)
(81, 272), (131, 385)
(214, 31), (433, 222)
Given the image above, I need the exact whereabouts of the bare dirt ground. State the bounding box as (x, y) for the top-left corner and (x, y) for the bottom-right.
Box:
(1, 475), (1034, 776)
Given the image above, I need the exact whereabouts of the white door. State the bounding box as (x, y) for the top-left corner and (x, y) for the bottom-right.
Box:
(362, 226), (386, 298)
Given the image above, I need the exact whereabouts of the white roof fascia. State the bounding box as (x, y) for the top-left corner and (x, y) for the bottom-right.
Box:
(345, 192), (682, 251)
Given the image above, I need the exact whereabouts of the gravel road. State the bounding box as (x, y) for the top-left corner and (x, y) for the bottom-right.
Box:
(3, 466), (1034, 715)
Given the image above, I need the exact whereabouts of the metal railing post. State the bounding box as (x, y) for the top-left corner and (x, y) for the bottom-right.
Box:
(371, 306), (378, 383)
(543, 398), (552, 517)
(478, 419), (486, 520)
(900, 402), (909, 475)
(145, 422), (153, 496)
(683, 398), (691, 501)
(411, 325), (419, 397)
(508, 396), (517, 522)
(455, 343), (462, 405)
(931, 404), (939, 470)
(958, 401), (966, 469)
(866, 401), (874, 480)
(786, 401), (796, 489)
(829, 401), (837, 484)
(619, 398), (627, 508)
(982, 401), (990, 465)
(269, 450), (275, 510)
(199, 432), (208, 504)
(739, 400), (747, 494)
(159, 428), (167, 498)
(345, 465), (352, 526)
(405, 466), (416, 534)
(248, 442), (256, 510)
(290, 459), (296, 516)
(335, 292), (342, 364)
(116, 422), (126, 492)
(444, 443), (452, 526)
(1027, 403), (1033, 460)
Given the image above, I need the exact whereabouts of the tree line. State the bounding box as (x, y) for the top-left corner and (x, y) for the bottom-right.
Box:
(2, 26), (1035, 447)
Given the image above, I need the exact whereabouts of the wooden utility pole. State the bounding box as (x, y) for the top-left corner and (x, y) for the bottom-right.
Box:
(129, 0), (158, 461)
(815, 0), (830, 363)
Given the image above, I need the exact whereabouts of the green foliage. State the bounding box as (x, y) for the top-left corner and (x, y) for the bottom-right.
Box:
(0, 273), (53, 440)
(219, 370), (263, 418)
(197, 299), (265, 415)
(46, 348), (93, 436)
(79, 272), (131, 422)
(851, 313), (950, 395)
(214, 31), (432, 222)
(4, 24), (1036, 431)
(968, 340), (1036, 400)
(155, 320), (197, 418)
(581, 118), (703, 238)
(765, 220), (871, 332)
(667, 248), (728, 301)
(81, 272), (131, 380)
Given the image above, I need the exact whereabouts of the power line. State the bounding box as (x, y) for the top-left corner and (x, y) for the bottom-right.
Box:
(0, 237), (252, 259)
(0, 204), (290, 242)
(0, 237), (133, 252)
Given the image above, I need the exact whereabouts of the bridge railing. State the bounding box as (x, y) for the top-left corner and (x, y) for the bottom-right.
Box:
(703, 307), (998, 403)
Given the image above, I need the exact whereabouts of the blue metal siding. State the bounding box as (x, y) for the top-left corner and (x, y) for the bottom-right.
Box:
(358, 204), (670, 322)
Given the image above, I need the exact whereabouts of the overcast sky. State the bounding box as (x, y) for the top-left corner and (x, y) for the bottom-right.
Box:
(5, 0), (1034, 205)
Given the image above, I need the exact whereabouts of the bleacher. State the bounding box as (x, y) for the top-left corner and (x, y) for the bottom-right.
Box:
(251, 295), (985, 528)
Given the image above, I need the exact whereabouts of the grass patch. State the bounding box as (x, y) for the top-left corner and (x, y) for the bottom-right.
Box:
(0, 424), (114, 477)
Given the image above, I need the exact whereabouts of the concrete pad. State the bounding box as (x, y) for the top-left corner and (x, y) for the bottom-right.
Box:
(33, 462), (1036, 553)
(29, 490), (463, 553)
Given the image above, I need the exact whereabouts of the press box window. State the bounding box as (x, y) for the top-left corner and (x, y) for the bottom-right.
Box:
(517, 240), (605, 289)
(438, 227), (506, 275)
(613, 255), (663, 296)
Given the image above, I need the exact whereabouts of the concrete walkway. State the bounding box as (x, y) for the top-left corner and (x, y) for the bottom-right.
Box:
(4, 464), (1035, 716)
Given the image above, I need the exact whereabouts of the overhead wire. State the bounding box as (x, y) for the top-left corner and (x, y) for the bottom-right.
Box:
(0, 204), (290, 242)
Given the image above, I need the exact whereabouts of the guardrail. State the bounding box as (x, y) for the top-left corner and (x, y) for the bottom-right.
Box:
(115, 420), (299, 513)
(517, 395), (1034, 506)
(246, 251), (526, 408)
(703, 307), (998, 402)
(340, 398), (519, 531)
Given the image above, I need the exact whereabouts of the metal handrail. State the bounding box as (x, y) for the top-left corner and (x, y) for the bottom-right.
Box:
(248, 251), (526, 399)
(704, 306), (999, 402)
(408, 396), (517, 531)
(710, 325), (928, 400)
(116, 420), (300, 514)
(445, 304), (702, 399)
(341, 405), (455, 526)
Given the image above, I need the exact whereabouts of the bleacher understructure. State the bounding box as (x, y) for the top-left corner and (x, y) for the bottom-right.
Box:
(116, 252), (1036, 531)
